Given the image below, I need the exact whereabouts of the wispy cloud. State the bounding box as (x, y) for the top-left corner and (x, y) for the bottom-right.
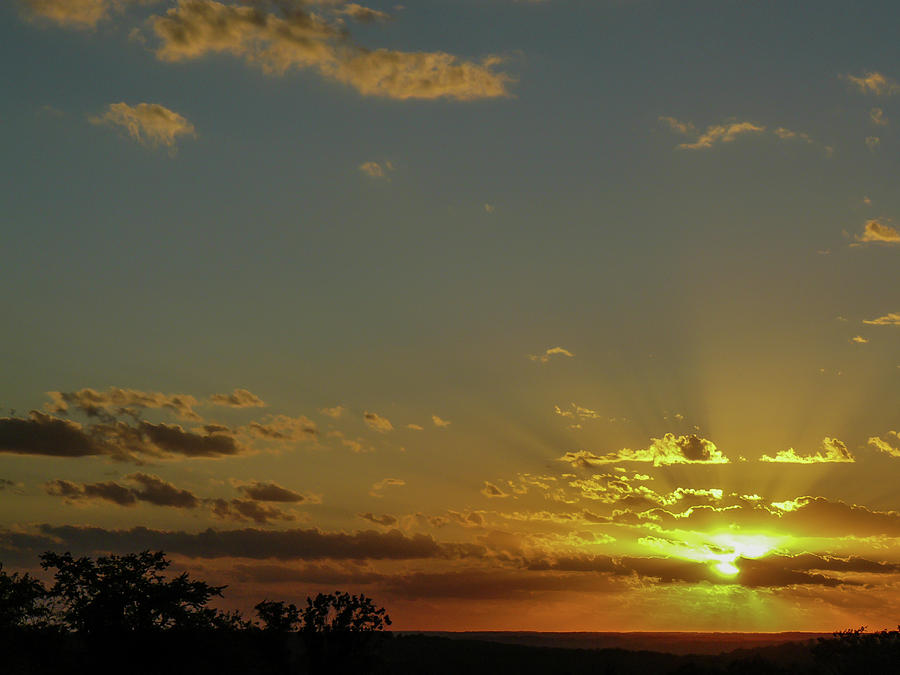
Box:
(660, 116), (765, 150)
(863, 312), (900, 326)
(150, 0), (512, 101)
(369, 477), (405, 497)
(760, 437), (854, 464)
(90, 102), (196, 152)
(210, 388), (266, 408)
(359, 160), (393, 179)
(843, 71), (900, 96)
(431, 415), (451, 428)
(868, 431), (900, 458)
(528, 346), (574, 364)
(21, 0), (125, 29)
(855, 219), (900, 244)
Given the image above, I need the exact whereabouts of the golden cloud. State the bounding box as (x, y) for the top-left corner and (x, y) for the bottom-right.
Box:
(364, 411), (394, 433)
(359, 160), (393, 178)
(868, 431), (900, 458)
(151, 0), (511, 101)
(22, 0), (116, 29)
(863, 312), (900, 326)
(760, 437), (854, 464)
(843, 71), (900, 96)
(660, 116), (765, 150)
(855, 219), (900, 243)
(46, 387), (200, 420)
(559, 433), (728, 468)
(90, 102), (196, 151)
(209, 388), (266, 408)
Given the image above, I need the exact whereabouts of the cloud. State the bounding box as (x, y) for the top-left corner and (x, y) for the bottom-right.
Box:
(46, 387), (200, 420)
(90, 102), (196, 151)
(21, 0), (118, 29)
(406, 423), (424, 431)
(554, 403), (601, 420)
(326, 429), (372, 453)
(481, 481), (508, 498)
(359, 160), (393, 178)
(528, 346), (574, 364)
(339, 3), (390, 23)
(0, 408), (250, 462)
(868, 431), (900, 458)
(0, 411), (106, 458)
(851, 335), (869, 344)
(209, 498), (296, 524)
(866, 136), (880, 150)
(660, 116), (765, 150)
(431, 415), (451, 428)
(22, 524), (460, 561)
(318, 405), (345, 419)
(871, 107), (889, 126)
(139, 421), (243, 457)
(151, 0), (511, 101)
(369, 477), (405, 497)
(235, 480), (308, 503)
(863, 312), (900, 326)
(363, 411), (393, 433)
(45, 473), (200, 508)
(243, 414), (318, 441)
(843, 71), (900, 96)
(559, 433), (728, 468)
(760, 437), (854, 464)
(45, 478), (137, 506)
(856, 219), (900, 243)
(359, 512), (398, 527)
(128, 472), (201, 507)
(209, 388), (266, 408)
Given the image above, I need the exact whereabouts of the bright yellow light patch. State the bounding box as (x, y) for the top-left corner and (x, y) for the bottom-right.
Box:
(641, 532), (783, 579)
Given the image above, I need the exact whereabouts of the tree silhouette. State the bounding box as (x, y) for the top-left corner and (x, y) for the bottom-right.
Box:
(0, 564), (48, 630)
(300, 591), (392, 632)
(39, 550), (236, 633)
(255, 599), (302, 631)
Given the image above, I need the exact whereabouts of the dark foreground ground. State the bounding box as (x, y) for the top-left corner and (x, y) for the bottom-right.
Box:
(3, 629), (898, 674)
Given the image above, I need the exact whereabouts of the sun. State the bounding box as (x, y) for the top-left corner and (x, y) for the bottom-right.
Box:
(641, 531), (784, 578)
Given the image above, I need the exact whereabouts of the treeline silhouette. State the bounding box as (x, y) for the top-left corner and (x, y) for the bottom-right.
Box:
(2, 550), (898, 674)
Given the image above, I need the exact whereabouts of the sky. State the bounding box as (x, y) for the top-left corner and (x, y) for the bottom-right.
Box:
(1, 0), (899, 632)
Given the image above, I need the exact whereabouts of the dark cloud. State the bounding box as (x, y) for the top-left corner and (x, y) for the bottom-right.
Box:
(0, 410), (247, 462)
(209, 498), (296, 524)
(236, 481), (306, 503)
(45, 478), (137, 506)
(17, 524), (471, 561)
(229, 562), (384, 586)
(139, 421), (242, 457)
(0, 412), (105, 457)
(129, 473), (200, 508)
(44, 473), (200, 509)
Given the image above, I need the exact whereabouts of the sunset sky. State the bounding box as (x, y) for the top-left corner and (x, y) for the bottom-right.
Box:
(2, 0), (899, 632)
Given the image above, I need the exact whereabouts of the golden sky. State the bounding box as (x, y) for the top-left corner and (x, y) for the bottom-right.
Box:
(1, 0), (899, 630)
